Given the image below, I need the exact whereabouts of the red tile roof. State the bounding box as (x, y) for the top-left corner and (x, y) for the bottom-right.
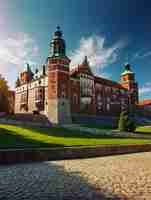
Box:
(138, 99), (151, 106)
(70, 61), (126, 90)
(94, 76), (126, 89)
(70, 62), (93, 76)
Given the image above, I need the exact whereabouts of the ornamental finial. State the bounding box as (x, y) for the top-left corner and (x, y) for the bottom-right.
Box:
(125, 63), (131, 71)
(56, 25), (60, 31)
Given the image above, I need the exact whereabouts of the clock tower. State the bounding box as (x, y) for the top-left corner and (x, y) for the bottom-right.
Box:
(47, 26), (72, 124)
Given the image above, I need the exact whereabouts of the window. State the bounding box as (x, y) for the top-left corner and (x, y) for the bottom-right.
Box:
(97, 94), (101, 101)
(20, 93), (27, 104)
(107, 97), (110, 102)
(35, 87), (44, 111)
(61, 84), (66, 98)
(96, 84), (102, 90)
(106, 87), (111, 93)
(35, 87), (44, 101)
(73, 94), (78, 105)
(97, 94), (102, 111)
(62, 92), (65, 98)
(80, 75), (93, 97)
(112, 94), (117, 100)
(107, 103), (110, 111)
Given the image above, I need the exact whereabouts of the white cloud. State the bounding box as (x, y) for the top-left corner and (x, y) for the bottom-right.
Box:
(70, 35), (127, 76)
(99, 72), (111, 79)
(132, 50), (151, 61)
(0, 33), (39, 74)
(142, 51), (151, 58)
(139, 82), (151, 95)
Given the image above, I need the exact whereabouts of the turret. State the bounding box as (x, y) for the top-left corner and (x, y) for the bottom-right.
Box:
(121, 63), (135, 84)
(15, 77), (21, 87)
(120, 63), (138, 106)
(19, 63), (33, 84)
(48, 26), (66, 58)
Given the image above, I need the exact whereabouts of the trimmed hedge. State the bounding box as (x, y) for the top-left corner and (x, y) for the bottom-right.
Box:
(118, 111), (136, 132)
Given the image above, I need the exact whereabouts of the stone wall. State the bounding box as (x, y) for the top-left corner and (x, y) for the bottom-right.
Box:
(14, 92), (21, 113)
(47, 98), (72, 124)
(28, 88), (36, 112)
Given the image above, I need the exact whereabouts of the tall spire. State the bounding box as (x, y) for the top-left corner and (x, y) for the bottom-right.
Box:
(49, 26), (66, 58)
(82, 56), (89, 65)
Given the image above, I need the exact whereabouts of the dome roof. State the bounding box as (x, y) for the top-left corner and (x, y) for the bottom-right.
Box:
(121, 63), (134, 75)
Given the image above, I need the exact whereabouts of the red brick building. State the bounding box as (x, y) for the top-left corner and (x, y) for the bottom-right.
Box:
(15, 27), (138, 124)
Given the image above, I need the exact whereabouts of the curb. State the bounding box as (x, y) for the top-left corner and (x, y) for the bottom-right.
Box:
(0, 144), (151, 164)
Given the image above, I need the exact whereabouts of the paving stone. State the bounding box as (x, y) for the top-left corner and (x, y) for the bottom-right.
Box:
(0, 153), (151, 199)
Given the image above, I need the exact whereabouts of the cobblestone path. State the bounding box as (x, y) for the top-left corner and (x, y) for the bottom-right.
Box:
(0, 152), (151, 199)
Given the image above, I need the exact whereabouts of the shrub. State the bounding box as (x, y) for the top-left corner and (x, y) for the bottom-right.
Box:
(33, 110), (39, 115)
(118, 111), (128, 131)
(127, 118), (136, 132)
(118, 111), (136, 132)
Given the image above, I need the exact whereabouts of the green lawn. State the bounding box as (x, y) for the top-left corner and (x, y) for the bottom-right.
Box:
(0, 124), (151, 149)
(136, 126), (151, 134)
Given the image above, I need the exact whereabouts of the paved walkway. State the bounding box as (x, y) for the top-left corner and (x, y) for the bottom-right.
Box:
(0, 152), (151, 199)
(63, 124), (151, 139)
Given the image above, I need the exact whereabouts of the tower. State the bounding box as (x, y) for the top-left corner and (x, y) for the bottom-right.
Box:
(19, 63), (33, 84)
(47, 26), (72, 124)
(120, 63), (138, 106)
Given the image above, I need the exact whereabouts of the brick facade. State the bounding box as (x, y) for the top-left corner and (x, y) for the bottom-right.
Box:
(15, 27), (139, 124)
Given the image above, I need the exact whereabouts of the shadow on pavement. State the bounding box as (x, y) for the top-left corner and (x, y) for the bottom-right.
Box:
(0, 161), (123, 200)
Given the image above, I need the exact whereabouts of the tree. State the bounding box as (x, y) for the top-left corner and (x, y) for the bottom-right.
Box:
(0, 75), (10, 113)
(118, 111), (136, 132)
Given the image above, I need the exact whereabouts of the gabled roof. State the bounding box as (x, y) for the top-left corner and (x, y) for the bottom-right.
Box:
(138, 99), (151, 106)
(78, 56), (93, 75)
(70, 56), (127, 90)
(70, 56), (93, 77)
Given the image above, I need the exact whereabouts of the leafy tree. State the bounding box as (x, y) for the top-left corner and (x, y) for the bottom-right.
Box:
(0, 75), (10, 113)
(118, 111), (136, 132)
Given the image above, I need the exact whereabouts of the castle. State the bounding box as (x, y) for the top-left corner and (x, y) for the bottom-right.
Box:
(15, 26), (139, 124)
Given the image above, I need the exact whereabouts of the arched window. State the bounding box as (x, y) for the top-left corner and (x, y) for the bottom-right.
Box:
(97, 94), (102, 111)
(61, 84), (66, 98)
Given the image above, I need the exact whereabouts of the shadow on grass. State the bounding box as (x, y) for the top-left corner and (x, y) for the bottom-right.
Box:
(20, 125), (130, 139)
(0, 127), (63, 149)
(0, 161), (123, 200)
(135, 131), (151, 135)
(82, 123), (116, 130)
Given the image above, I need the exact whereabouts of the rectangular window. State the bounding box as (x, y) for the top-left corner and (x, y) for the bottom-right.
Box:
(107, 103), (110, 111)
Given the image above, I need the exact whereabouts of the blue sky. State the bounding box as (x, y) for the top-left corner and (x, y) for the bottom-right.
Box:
(0, 0), (151, 100)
